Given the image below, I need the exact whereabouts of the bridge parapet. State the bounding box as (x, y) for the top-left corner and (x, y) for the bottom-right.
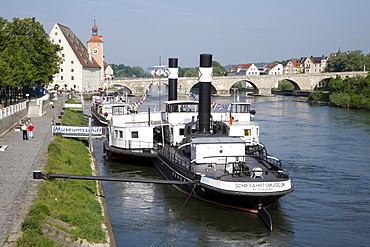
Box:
(110, 71), (368, 96)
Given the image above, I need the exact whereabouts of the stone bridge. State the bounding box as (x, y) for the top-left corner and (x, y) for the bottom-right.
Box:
(110, 71), (367, 96)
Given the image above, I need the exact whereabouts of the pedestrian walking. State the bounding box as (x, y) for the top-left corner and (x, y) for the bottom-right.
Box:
(27, 123), (35, 139)
(21, 123), (28, 140)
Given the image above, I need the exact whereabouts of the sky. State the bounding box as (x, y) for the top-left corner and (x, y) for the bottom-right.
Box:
(2, 0), (370, 70)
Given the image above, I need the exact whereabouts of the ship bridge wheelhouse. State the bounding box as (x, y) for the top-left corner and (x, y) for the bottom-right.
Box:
(165, 100), (199, 113)
(112, 104), (131, 116)
(230, 103), (251, 113)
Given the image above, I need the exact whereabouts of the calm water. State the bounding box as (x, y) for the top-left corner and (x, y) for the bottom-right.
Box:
(93, 94), (370, 247)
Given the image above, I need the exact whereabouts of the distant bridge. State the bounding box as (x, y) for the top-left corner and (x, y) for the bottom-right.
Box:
(110, 71), (367, 96)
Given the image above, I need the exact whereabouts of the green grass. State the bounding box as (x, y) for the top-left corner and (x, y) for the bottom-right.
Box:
(60, 109), (87, 125)
(16, 108), (106, 245)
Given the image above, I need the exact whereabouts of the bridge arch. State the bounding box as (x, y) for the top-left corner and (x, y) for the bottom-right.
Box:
(112, 84), (132, 94)
(277, 79), (302, 90)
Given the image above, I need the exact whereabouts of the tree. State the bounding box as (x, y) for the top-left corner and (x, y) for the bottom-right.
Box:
(325, 50), (370, 72)
(212, 61), (227, 76)
(0, 17), (61, 87)
(111, 64), (151, 78)
(179, 67), (198, 77)
(0, 17), (61, 106)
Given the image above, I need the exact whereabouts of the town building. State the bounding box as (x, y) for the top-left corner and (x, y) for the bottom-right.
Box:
(228, 63), (260, 76)
(262, 63), (283, 75)
(49, 20), (112, 92)
(284, 59), (302, 74)
(301, 55), (328, 74)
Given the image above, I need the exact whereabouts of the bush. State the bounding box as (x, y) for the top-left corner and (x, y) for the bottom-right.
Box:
(329, 92), (351, 108)
(308, 91), (330, 102)
(350, 94), (370, 109)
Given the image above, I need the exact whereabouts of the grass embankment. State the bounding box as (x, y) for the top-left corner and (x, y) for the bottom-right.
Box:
(17, 104), (106, 246)
(61, 109), (88, 125)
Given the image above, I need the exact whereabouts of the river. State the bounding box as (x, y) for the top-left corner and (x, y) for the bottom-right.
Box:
(92, 94), (370, 247)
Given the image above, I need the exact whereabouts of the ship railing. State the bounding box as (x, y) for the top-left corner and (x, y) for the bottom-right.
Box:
(157, 146), (193, 172)
(122, 140), (154, 150)
(245, 143), (282, 169)
(258, 155), (282, 169)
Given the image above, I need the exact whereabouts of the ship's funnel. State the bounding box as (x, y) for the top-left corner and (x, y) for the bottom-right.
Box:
(168, 58), (178, 101)
(198, 54), (213, 134)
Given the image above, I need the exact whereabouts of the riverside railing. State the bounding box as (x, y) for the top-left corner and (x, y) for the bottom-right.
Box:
(0, 101), (27, 120)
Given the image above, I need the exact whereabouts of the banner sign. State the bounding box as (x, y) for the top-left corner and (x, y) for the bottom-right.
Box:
(53, 126), (103, 135)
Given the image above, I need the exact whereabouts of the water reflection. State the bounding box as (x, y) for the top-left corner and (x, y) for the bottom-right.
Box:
(93, 94), (370, 247)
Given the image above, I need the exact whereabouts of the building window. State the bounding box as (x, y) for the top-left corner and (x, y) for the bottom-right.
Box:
(61, 76), (63, 80)
(61, 69), (63, 72)
(71, 69), (74, 72)
(71, 61), (74, 64)
(59, 39), (61, 43)
(71, 76), (74, 80)
(244, 129), (251, 136)
(62, 54), (65, 57)
(131, 131), (139, 138)
(55, 32), (57, 36)
(120, 131), (123, 138)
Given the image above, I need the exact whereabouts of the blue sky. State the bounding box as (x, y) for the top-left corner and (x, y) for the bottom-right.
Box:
(2, 0), (370, 69)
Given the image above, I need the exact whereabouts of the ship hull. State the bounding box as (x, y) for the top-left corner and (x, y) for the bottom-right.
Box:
(156, 152), (293, 212)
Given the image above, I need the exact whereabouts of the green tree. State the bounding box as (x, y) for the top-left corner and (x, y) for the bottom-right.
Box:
(111, 64), (151, 78)
(274, 80), (295, 91)
(329, 75), (352, 94)
(0, 17), (61, 87)
(212, 61), (227, 76)
(179, 67), (198, 77)
(325, 50), (369, 72)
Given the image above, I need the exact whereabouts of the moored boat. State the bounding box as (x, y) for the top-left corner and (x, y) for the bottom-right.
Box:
(154, 54), (293, 230)
(91, 91), (128, 125)
(103, 103), (161, 159)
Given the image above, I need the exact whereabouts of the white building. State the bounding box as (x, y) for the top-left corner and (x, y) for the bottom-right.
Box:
(263, 63), (283, 75)
(228, 63), (260, 76)
(49, 23), (102, 92)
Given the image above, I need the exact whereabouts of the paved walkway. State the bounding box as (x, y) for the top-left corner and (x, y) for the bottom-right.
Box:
(0, 96), (64, 245)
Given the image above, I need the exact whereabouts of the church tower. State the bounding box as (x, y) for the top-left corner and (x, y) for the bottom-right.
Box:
(88, 17), (104, 81)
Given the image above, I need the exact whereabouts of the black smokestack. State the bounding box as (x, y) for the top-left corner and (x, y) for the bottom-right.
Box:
(168, 58), (178, 101)
(198, 54), (213, 133)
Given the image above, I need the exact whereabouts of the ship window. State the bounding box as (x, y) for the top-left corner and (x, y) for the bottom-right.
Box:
(179, 128), (184, 135)
(131, 131), (138, 138)
(244, 129), (251, 136)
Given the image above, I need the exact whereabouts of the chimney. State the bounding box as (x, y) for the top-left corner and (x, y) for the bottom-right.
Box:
(198, 54), (213, 134)
(168, 58), (178, 101)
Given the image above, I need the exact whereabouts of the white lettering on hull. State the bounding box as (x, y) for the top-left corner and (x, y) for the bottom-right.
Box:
(201, 176), (292, 193)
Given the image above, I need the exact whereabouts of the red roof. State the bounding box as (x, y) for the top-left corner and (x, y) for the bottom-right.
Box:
(88, 35), (103, 43)
(229, 63), (254, 73)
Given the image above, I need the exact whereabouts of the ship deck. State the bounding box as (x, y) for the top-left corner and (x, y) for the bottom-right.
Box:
(160, 145), (286, 182)
(192, 156), (283, 182)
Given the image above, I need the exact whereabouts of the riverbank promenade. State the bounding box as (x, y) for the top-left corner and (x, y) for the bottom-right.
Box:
(0, 96), (63, 245)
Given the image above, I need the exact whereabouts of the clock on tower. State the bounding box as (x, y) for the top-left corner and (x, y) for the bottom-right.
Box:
(92, 48), (99, 55)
